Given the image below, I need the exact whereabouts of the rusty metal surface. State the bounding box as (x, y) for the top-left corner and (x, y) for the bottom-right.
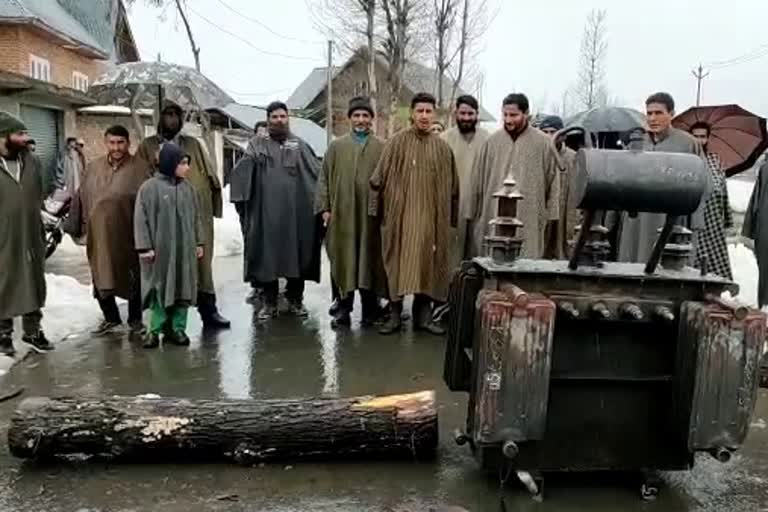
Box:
(444, 262), (484, 392)
(472, 289), (555, 445)
(678, 301), (765, 451)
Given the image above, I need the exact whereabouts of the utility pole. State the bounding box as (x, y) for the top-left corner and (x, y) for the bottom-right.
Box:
(326, 40), (333, 146)
(691, 63), (710, 106)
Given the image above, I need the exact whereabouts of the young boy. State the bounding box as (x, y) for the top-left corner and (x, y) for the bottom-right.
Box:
(134, 143), (204, 348)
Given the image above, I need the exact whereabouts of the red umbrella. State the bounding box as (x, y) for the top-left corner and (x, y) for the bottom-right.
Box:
(673, 104), (768, 176)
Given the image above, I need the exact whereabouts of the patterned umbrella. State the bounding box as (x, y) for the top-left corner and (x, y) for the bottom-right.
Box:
(565, 107), (645, 133)
(673, 104), (768, 177)
(89, 61), (234, 112)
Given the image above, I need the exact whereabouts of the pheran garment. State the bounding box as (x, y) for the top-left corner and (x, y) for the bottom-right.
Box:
(369, 127), (459, 302)
(695, 152), (733, 279)
(0, 150), (46, 319)
(553, 144), (579, 259)
(315, 133), (388, 298)
(742, 161), (768, 305)
(467, 125), (561, 259)
(76, 154), (151, 298)
(134, 175), (204, 308)
(441, 126), (490, 266)
(230, 134), (322, 284)
(614, 128), (705, 263)
(137, 132), (221, 294)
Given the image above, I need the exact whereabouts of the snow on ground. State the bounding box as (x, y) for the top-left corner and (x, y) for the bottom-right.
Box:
(729, 243), (760, 307)
(213, 186), (244, 258)
(728, 178), (755, 214)
(41, 273), (103, 342)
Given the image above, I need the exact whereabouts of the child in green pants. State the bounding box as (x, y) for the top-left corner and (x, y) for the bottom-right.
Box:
(134, 143), (204, 348)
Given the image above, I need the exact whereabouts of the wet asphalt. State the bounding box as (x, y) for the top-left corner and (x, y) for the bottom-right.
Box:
(0, 252), (767, 511)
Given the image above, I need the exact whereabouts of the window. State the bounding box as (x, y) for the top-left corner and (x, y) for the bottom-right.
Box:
(29, 54), (51, 82)
(72, 71), (89, 92)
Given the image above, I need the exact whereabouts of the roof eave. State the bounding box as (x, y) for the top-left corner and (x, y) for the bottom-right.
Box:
(0, 70), (97, 106)
(0, 18), (108, 59)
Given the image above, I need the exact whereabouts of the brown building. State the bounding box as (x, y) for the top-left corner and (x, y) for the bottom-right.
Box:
(286, 49), (494, 137)
(0, 0), (139, 176)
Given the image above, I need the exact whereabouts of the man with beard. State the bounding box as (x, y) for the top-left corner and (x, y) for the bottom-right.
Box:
(369, 92), (458, 336)
(539, 115), (578, 259)
(137, 100), (230, 329)
(230, 101), (322, 321)
(468, 93), (560, 259)
(613, 92), (705, 263)
(441, 94), (490, 266)
(0, 111), (52, 355)
(70, 125), (151, 334)
(315, 97), (388, 328)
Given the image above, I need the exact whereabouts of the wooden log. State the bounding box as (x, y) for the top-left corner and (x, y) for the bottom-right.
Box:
(7, 391), (438, 463)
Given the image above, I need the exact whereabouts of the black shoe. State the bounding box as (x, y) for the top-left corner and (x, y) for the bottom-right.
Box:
(378, 317), (403, 335)
(0, 335), (15, 357)
(142, 333), (160, 349)
(328, 299), (340, 316)
(287, 301), (309, 318)
(331, 311), (351, 328)
(202, 311), (231, 329)
(92, 320), (121, 335)
(415, 321), (446, 336)
(22, 332), (53, 353)
(128, 320), (145, 335)
(257, 304), (278, 322)
(167, 332), (191, 346)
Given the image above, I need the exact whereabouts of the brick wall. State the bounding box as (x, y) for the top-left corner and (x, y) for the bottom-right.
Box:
(0, 25), (106, 89)
(75, 113), (153, 165)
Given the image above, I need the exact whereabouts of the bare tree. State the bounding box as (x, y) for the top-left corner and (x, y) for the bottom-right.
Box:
(127, 0), (201, 71)
(432, 0), (458, 110)
(447, 0), (489, 113)
(574, 8), (608, 111)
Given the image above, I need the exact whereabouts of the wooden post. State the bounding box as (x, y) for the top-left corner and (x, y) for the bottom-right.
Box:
(8, 391), (438, 464)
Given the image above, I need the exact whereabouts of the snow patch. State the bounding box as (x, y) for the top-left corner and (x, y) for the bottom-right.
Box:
(41, 273), (102, 342)
(727, 179), (754, 214)
(213, 186), (243, 258)
(729, 243), (760, 307)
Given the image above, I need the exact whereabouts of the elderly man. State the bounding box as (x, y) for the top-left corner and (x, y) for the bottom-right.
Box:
(369, 92), (458, 336)
(0, 111), (52, 355)
(137, 100), (230, 329)
(468, 93), (560, 259)
(73, 125), (151, 334)
(231, 101), (322, 321)
(316, 97), (387, 328)
(613, 92), (705, 263)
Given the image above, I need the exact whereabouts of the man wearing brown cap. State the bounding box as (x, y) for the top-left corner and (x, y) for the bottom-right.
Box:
(0, 111), (53, 355)
(315, 97), (388, 328)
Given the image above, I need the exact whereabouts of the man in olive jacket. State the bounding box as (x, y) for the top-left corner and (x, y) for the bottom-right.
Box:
(0, 111), (53, 356)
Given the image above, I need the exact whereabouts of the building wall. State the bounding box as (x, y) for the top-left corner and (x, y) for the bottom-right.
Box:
(0, 25), (106, 89)
(75, 112), (153, 164)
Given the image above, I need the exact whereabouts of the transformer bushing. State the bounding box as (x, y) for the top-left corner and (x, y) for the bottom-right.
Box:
(660, 224), (693, 271)
(572, 222), (611, 267)
(485, 173), (524, 264)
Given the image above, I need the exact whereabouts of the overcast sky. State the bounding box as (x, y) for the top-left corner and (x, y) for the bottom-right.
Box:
(127, 0), (768, 119)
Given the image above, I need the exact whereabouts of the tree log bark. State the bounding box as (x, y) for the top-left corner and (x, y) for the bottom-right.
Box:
(8, 391), (438, 463)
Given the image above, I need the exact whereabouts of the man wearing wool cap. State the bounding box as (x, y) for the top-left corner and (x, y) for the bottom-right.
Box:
(315, 96), (388, 328)
(0, 110), (53, 356)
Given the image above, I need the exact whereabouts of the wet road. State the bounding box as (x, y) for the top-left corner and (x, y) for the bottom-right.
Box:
(1, 254), (767, 511)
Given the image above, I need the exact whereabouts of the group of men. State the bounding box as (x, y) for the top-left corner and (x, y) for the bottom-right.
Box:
(231, 89), (731, 337)
(0, 85), (734, 354)
(0, 101), (231, 356)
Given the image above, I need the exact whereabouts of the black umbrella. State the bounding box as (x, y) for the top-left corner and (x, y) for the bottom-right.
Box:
(565, 107), (645, 134)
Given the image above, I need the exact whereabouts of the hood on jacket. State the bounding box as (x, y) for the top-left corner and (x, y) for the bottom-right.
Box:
(158, 143), (186, 179)
(158, 99), (184, 140)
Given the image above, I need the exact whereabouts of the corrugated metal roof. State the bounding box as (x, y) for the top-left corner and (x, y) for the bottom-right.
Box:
(213, 102), (328, 156)
(0, 0), (108, 55)
(286, 57), (495, 121)
(286, 66), (341, 111)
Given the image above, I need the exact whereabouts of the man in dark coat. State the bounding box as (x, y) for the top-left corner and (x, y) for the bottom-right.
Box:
(0, 111), (53, 355)
(230, 101), (322, 321)
(137, 100), (230, 330)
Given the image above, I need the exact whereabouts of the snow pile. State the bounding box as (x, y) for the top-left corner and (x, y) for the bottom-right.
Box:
(41, 273), (102, 341)
(728, 179), (754, 213)
(213, 186), (243, 258)
(729, 243), (759, 307)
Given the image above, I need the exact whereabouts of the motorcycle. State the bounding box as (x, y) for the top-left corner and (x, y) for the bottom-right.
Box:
(41, 189), (72, 259)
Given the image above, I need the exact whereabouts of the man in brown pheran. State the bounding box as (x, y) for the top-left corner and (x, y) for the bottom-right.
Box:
(137, 100), (230, 329)
(73, 125), (151, 334)
(369, 92), (459, 335)
(316, 97), (388, 328)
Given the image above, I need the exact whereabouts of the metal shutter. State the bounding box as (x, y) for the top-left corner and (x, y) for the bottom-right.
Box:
(19, 105), (60, 186)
